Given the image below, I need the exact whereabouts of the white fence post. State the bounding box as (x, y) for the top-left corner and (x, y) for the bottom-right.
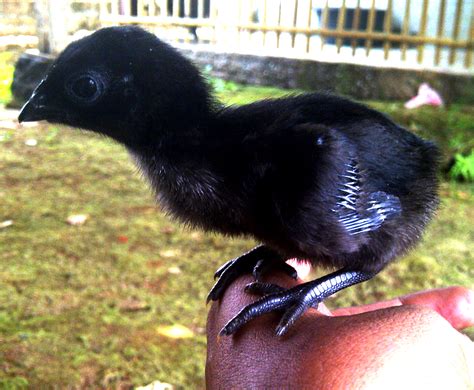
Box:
(34, 0), (69, 54)
(48, 0), (69, 53)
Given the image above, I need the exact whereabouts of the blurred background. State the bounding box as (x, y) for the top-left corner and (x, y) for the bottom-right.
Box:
(0, 0), (473, 388)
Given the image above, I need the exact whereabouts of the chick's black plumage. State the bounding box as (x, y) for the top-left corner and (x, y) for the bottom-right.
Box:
(19, 26), (439, 337)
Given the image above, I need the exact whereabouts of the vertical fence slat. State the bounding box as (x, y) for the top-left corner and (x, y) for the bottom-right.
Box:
(172, 0), (179, 18)
(248, 0), (254, 46)
(401, 0), (411, 61)
(136, 0), (143, 16)
(262, 0), (268, 47)
(148, 0), (155, 17)
(111, 0), (118, 16)
(416, 0), (429, 64)
(276, 1), (282, 49)
(185, 0), (191, 17)
(351, 0), (361, 55)
(184, 0), (191, 42)
(198, 0), (204, 18)
(234, 0), (241, 47)
(291, 0), (299, 48)
(211, 0), (217, 44)
(123, 0), (131, 16)
(365, 0), (376, 56)
(336, 0), (346, 53)
(99, 0), (107, 19)
(383, 0), (392, 60)
(465, 4), (473, 68)
(449, 0), (463, 65)
(320, 0), (329, 50)
(306, 0), (312, 52)
(434, 0), (446, 66)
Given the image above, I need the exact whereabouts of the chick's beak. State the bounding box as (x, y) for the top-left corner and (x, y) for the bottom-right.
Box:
(18, 93), (49, 123)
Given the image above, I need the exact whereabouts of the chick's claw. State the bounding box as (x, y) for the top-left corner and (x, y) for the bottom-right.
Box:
(207, 245), (284, 303)
(220, 287), (303, 336)
(244, 281), (286, 295)
(220, 269), (375, 336)
(252, 259), (298, 281)
(213, 258), (236, 279)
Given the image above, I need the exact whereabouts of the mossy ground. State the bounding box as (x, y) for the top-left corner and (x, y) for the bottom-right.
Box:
(0, 65), (473, 387)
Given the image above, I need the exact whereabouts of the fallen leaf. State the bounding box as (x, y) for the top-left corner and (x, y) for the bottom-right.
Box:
(118, 299), (151, 312)
(67, 214), (88, 226)
(0, 220), (13, 229)
(160, 226), (175, 234)
(160, 249), (181, 258)
(167, 266), (182, 275)
(25, 138), (37, 146)
(156, 324), (194, 339)
(136, 380), (174, 390)
(117, 235), (129, 243)
(146, 260), (163, 269)
(144, 278), (166, 294)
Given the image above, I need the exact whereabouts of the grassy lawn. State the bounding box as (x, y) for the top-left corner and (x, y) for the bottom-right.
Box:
(1, 76), (473, 387)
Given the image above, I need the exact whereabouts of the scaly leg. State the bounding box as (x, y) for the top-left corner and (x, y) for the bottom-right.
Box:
(220, 268), (375, 337)
(207, 245), (297, 303)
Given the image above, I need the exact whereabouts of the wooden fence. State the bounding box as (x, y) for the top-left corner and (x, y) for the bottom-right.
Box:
(99, 0), (474, 73)
(1, 0), (472, 73)
(0, 1), (100, 37)
(0, 0), (101, 51)
(0, 0), (35, 36)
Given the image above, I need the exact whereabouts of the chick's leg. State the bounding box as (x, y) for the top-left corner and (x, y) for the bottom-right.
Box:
(220, 268), (375, 337)
(207, 245), (296, 302)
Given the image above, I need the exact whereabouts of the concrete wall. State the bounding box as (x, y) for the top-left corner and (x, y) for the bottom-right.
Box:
(183, 48), (474, 104)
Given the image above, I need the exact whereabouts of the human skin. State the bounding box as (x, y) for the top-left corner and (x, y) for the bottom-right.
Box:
(206, 274), (474, 389)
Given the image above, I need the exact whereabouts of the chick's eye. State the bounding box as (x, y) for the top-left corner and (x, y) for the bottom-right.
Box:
(67, 73), (104, 103)
(73, 76), (97, 98)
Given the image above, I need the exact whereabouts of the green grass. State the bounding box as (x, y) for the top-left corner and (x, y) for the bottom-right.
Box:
(450, 150), (474, 182)
(0, 52), (15, 105)
(0, 82), (473, 387)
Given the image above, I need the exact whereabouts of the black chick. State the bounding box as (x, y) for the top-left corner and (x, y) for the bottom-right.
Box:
(19, 26), (439, 337)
